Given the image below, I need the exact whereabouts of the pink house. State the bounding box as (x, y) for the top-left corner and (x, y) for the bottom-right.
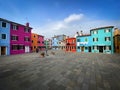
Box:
(38, 35), (45, 50)
(10, 22), (32, 55)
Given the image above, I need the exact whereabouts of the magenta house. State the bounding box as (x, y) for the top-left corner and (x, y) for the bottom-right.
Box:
(38, 35), (44, 50)
(10, 22), (32, 55)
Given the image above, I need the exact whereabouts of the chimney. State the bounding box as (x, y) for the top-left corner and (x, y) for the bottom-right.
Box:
(26, 22), (29, 27)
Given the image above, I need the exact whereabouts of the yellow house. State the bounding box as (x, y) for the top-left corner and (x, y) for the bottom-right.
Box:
(114, 28), (120, 53)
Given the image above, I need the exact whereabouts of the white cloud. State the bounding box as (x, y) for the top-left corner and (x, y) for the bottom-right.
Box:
(32, 13), (120, 39)
(64, 13), (84, 23)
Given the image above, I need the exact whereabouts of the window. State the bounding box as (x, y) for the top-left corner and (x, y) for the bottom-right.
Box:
(78, 46), (80, 49)
(34, 35), (36, 38)
(85, 38), (88, 42)
(105, 37), (110, 41)
(105, 46), (111, 50)
(19, 45), (24, 50)
(104, 29), (110, 33)
(34, 46), (36, 49)
(72, 40), (74, 44)
(93, 38), (98, 42)
(2, 22), (6, 28)
(85, 47), (88, 50)
(12, 45), (18, 50)
(42, 41), (44, 44)
(12, 25), (18, 30)
(94, 46), (97, 50)
(24, 37), (30, 41)
(24, 27), (30, 32)
(11, 36), (18, 40)
(77, 39), (80, 42)
(2, 34), (6, 39)
(37, 41), (40, 43)
(32, 40), (33, 43)
(93, 31), (98, 34)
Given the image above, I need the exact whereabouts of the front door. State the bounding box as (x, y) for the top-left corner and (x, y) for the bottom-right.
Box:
(81, 46), (84, 52)
(99, 46), (103, 53)
(25, 46), (30, 53)
(88, 47), (91, 52)
(1, 46), (6, 55)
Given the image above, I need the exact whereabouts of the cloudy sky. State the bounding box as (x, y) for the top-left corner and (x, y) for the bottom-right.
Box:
(0, 0), (120, 38)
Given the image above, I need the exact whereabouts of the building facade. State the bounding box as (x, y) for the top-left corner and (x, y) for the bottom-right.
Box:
(31, 33), (38, 52)
(90, 26), (114, 54)
(31, 33), (44, 52)
(10, 22), (32, 55)
(66, 37), (76, 52)
(38, 35), (44, 50)
(114, 28), (120, 53)
(77, 35), (92, 52)
(0, 18), (10, 56)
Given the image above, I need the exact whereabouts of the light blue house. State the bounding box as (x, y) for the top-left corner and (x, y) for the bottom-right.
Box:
(76, 35), (92, 52)
(90, 26), (114, 54)
(0, 18), (10, 55)
(52, 36), (59, 50)
(52, 35), (66, 50)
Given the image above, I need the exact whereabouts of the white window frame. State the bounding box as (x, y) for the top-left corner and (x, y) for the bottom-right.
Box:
(93, 31), (97, 34)
(106, 46), (109, 50)
(11, 35), (18, 41)
(12, 25), (18, 30)
(105, 29), (110, 33)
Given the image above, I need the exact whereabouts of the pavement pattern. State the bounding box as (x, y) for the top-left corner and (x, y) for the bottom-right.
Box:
(0, 50), (120, 90)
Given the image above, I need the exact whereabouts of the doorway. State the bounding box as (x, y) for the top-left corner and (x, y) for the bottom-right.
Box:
(81, 46), (84, 52)
(99, 46), (103, 53)
(1, 46), (6, 55)
(88, 47), (91, 52)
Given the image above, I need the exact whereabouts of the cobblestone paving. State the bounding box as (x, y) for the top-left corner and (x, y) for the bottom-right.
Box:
(0, 50), (120, 90)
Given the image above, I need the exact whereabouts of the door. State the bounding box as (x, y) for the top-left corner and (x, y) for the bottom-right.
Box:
(25, 46), (30, 53)
(88, 47), (91, 52)
(81, 46), (84, 52)
(1, 46), (6, 55)
(99, 46), (103, 53)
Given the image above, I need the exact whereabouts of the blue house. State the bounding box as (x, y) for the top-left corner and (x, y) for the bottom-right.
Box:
(76, 35), (92, 52)
(52, 36), (59, 50)
(52, 35), (66, 50)
(0, 18), (10, 55)
(90, 26), (114, 54)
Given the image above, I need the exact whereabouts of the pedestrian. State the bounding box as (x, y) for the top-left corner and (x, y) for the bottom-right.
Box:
(36, 48), (39, 53)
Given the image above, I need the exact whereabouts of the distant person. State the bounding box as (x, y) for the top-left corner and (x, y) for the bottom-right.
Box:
(36, 48), (39, 53)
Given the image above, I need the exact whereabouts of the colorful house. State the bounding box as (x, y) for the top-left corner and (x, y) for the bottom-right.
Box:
(66, 37), (76, 52)
(31, 33), (44, 52)
(76, 34), (92, 52)
(0, 18), (10, 56)
(10, 22), (32, 55)
(44, 39), (49, 49)
(52, 34), (66, 50)
(90, 26), (114, 54)
(38, 35), (44, 50)
(114, 28), (120, 53)
(31, 33), (38, 52)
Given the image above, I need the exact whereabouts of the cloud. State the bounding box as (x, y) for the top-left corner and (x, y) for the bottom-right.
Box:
(64, 13), (84, 23)
(32, 13), (120, 39)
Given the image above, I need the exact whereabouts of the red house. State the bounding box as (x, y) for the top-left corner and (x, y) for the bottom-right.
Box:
(66, 37), (76, 52)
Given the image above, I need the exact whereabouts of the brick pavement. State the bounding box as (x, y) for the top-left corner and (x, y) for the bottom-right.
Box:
(0, 50), (120, 90)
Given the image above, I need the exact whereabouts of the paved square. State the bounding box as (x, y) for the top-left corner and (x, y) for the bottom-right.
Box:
(0, 50), (120, 90)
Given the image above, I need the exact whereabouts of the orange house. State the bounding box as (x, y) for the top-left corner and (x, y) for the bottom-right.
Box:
(31, 33), (39, 52)
(114, 28), (120, 53)
(66, 37), (76, 52)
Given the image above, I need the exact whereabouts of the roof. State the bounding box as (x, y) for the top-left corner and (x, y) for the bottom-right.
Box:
(90, 26), (114, 31)
(0, 18), (32, 29)
(77, 34), (91, 37)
